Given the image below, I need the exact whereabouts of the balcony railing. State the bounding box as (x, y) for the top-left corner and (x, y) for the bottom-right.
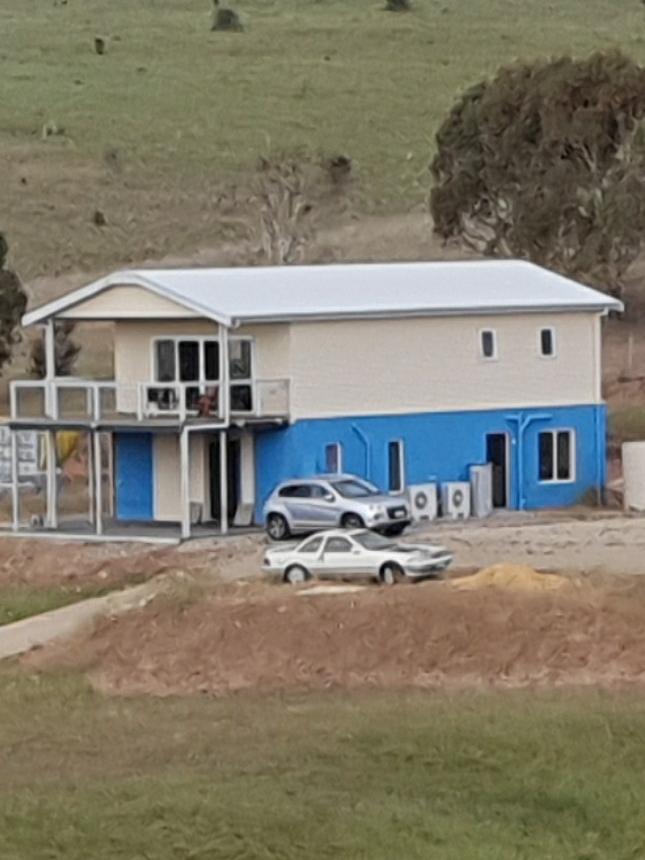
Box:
(9, 378), (290, 424)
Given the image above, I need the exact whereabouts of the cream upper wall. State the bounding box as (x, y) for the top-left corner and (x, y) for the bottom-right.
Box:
(288, 312), (602, 419)
(111, 311), (601, 418)
(60, 286), (201, 319)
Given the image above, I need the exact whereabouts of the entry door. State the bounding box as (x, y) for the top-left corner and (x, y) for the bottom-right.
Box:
(486, 433), (509, 509)
(114, 433), (154, 521)
(210, 437), (241, 524)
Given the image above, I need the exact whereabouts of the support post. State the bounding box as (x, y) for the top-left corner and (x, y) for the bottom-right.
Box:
(93, 431), (103, 536)
(44, 320), (56, 418)
(219, 429), (228, 536)
(45, 430), (58, 529)
(10, 431), (19, 532)
(180, 428), (191, 540)
(219, 324), (230, 422)
(87, 432), (95, 525)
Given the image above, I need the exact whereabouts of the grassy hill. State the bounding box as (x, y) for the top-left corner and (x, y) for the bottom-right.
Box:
(3, 0), (645, 279)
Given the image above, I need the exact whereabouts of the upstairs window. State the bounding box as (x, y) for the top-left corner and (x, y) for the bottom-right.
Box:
(480, 329), (497, 360)
(540, 327), (556, 357)
(538, 430), (575, 483)
(229, 339), (253, 413)
(154, 339), (219, 384)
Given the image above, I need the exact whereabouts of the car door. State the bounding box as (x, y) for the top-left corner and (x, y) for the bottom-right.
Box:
(304, 484), (340, 528)
(294, 535), (326, 576)
(320, 535), (366, 579)
(280, 484), (315, 528)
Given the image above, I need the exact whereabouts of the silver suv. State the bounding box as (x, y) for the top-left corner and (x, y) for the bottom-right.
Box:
(263, 474), (411, 541)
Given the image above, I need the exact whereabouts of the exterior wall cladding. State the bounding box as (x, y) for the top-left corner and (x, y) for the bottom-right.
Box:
(253, 404), (607, 523)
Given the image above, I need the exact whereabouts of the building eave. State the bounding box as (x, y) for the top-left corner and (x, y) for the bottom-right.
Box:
(22, 272), (233, 328)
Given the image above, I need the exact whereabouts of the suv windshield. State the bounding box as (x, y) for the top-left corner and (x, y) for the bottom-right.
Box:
(331, 479), (380, 499)
(354, 532), (396, 551)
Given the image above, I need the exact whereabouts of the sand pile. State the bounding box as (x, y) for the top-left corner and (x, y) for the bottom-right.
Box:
(451, 563), (570, 592)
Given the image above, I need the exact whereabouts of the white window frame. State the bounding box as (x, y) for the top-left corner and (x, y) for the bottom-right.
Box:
(151, 335), (221, 384)
(228, 338), (256, 414)
(387, 439), (405, 494)
(538, 428), (576, 485)
(479, 328), (498, 361)
(538, 326), (557, 359)
(324, 442), (343, 474)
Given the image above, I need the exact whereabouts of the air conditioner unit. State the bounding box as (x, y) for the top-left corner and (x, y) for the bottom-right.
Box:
(407, 483), (438, 523)
(470, 463), (493, 518)
(441, 481), (471, 520)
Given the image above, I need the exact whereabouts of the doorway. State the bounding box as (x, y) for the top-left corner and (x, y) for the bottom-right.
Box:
(486, 433), (510, 509)
(209, 436), (241, 524)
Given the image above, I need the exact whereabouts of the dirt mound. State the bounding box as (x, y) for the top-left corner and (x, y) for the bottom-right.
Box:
(451, 563), (570, 592)
(26, 577), (645, 695)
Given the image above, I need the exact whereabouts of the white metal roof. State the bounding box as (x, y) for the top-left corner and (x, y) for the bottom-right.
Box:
(23, 260), (623, 327)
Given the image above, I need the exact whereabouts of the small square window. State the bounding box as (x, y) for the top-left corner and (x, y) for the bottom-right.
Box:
(480, 330), (497, 360)
(540, 328), (556, 357)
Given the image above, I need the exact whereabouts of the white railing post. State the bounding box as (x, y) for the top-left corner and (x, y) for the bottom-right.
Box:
(10, 430), (19, 531)
(9, 383), (17, 419)
(179, 384), (186, 423)
(92, 385), (101, 422)
(136, 384), (144, 421)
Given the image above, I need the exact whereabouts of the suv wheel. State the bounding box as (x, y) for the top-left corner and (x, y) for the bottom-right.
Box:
(341, 512), (364, 530)
(267, 513), (290, 541)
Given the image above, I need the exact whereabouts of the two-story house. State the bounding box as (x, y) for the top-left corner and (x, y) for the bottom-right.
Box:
(7, 260), (621, 540)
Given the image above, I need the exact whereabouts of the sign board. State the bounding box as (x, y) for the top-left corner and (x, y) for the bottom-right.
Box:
(0, 427), (41, 484)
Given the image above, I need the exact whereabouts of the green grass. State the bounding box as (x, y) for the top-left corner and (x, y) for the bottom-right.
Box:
(4, 0), (645, 277)
(1, 669), (645, 859)
(0, 584), (106, 626)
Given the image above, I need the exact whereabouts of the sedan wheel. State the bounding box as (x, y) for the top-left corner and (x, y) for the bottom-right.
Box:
(380, 562), (404, 586)
(267, 513), (290, 541)
(285, 564), (310, 585)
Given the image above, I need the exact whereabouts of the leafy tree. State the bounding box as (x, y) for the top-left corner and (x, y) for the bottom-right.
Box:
(0, 233), (28, 373)
(430, 51), (645, 295)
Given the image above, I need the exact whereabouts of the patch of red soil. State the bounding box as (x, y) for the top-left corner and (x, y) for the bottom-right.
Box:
(27, 578), (645, 694)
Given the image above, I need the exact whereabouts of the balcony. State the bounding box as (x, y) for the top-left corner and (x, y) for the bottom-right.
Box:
(9, 378), (290, 426)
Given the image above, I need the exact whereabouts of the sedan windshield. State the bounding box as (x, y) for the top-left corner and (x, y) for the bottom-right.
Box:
(331, 479), (380, 498)
(354, 532), (397, 551)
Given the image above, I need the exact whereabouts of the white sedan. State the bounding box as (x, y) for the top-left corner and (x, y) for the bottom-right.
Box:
(262, 528), (453, 585)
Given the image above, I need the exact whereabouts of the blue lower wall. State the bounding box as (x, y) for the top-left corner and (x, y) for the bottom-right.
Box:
(253, 404), (607, 522)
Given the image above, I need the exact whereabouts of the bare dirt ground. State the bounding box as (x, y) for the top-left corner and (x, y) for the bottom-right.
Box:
(0, 532), (264, 593)
(10, 510), (645, 697)
(25, 568), (645, 696)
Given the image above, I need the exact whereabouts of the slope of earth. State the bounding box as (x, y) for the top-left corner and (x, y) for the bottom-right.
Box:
(26, 573), (645, 695)
(4, 0), (645, 279)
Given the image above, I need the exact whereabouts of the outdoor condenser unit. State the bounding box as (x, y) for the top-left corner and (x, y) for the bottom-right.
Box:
(407, 483), (438, 523)
(441, 482), (471, 520)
